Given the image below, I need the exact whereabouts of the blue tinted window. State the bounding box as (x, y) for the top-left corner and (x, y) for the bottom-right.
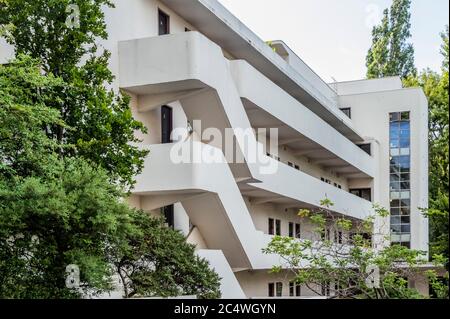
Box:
(389, 112), (411, 244)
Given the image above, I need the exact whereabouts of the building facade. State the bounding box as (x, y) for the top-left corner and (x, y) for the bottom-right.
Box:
(0, 0), (429, 298)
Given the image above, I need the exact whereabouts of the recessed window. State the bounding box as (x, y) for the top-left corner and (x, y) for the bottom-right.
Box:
(290, 281), (301, 297)
(340, 107), (351, 119)
(275, 219), (281, 236)
(350, 188), (372, 202)
(269, 282), (283, 297)
(158, 9), (170, 35)
(294, 165), (300, 171)
(295, 223), (301, 239)
(269, 218), (281, 236)
(289, 223), (301, 239)
(268, 283), (275, 297)
(276, 282), (283, 297)
(288, 162), (294, 167)
(268, 218), (274, 235)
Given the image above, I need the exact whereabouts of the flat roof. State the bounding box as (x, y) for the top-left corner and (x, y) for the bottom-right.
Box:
(160, 0), (365, 142)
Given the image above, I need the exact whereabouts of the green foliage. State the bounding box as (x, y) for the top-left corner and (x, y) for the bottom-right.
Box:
(114, 213), (221, 299)
(0, 0), (148, 189)
(366, 0), (416, 79)
(0, 39), (220, 300)
(264, 201), (448, 299)
(404, 26), (449, 264)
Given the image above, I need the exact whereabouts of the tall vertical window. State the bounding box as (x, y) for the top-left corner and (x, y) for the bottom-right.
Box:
(389, 112), (411, 248)
(158, 9), (170, 35)
(268, 283), (274, 297)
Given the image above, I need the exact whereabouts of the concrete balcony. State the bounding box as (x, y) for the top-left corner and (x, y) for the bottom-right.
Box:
(119, 31), (375, 180)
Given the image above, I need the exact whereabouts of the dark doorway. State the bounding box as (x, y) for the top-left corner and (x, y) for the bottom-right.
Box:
(158, 9), (170, 35)
(161, 105), (174, 228)
(161, 105), (173, 144)
(162, 205), (174, 229)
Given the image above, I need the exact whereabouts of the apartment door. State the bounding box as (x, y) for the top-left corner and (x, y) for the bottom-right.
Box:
(161, 105), (173, 144)
(161, 105), (174, 228)
(158, 9), (170, 35)
(162, 205), (174, 229)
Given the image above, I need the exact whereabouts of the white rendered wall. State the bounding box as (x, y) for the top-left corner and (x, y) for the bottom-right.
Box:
(339, 88), (429, 253)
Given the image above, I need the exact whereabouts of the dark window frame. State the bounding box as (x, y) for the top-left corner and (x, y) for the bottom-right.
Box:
(158, 9), (170, 35)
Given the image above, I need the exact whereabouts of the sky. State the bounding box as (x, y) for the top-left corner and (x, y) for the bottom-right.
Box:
(218, 0), (449, 83)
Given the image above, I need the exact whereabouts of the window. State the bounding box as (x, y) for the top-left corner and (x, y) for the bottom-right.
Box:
(358, 143), (372, 155)
(185, 27), (191, 32)
(294, 165), (300, 171)
(288, 162), (294, 167)
(276, 282), (283, 297)
(321, 281), (331, 296)
(158, 9), (170, 35)
(390, 112), (411, 247)
(295, 223), (301, 239)
(334, 231), (343, 244)
(269, 282), (283, 297)
(340, 107), (351, 119)
(289, 223), (301, 239)
(290, 281), (301, 297)
(268, 283), (275, 297)
(350, 188), (372, 202)
(275, 219), (281, 236)
(268, 218), (274, 235)
(269, 218), (281, 236)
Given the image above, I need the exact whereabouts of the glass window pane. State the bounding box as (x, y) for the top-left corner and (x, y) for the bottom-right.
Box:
(391, 192), (400, 200)
(401, 207), (410, 215)
(400, 148), (410, 156)
(390, 182), (400, 191)
(401, 112), (410, 120)
(391, 208), (401, 215)
(401, 225), (411, 233)
(391, 216), (401, 224)
(400, 121), (410, 130)
(276, 282), (283, 297)
(400, 138), (410, 148)
(401, 216), (410, 224)
(400, 199), (411, 207)
(390, 140), (400, 148)
(390, 113), (400, 121)
(391, 225), (401, 233)
(401, 181), (410, 190)
(390, 199), (401, 208)
(400, 191), (411, 199)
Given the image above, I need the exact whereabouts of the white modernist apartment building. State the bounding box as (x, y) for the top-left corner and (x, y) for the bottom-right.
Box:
(0, 0), (430, 298)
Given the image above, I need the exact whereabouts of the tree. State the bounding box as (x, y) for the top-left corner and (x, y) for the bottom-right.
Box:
(0, 0), (148, 189)
(0, 52), (221, 300)
(263, 199), (448, 299)
(404, 26), (449, 263)
(366, 0), (416, 79)
(114, 212), (221, 299)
